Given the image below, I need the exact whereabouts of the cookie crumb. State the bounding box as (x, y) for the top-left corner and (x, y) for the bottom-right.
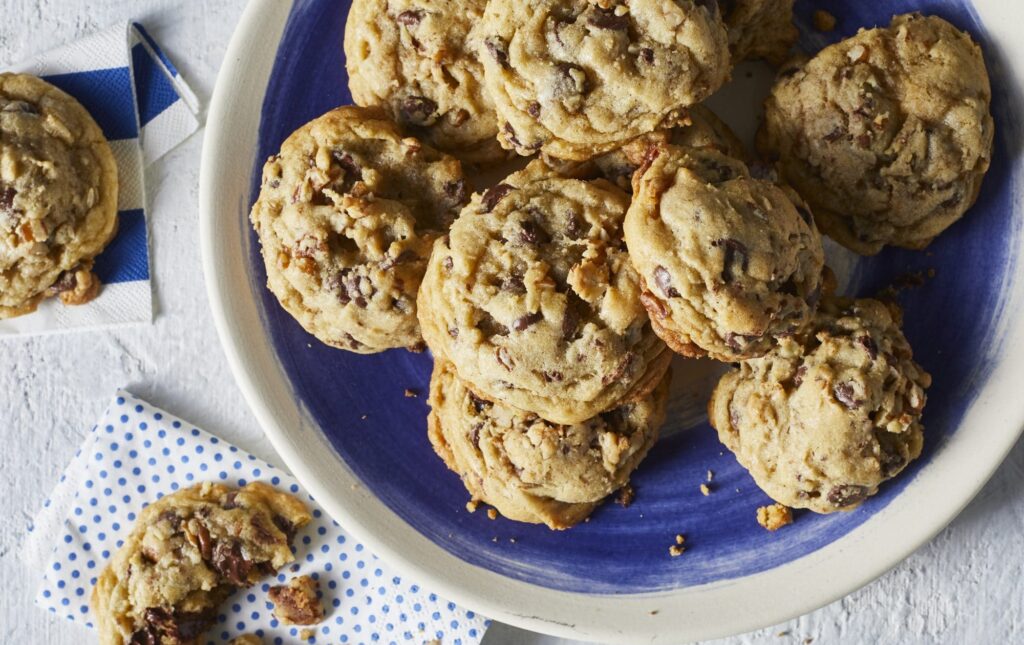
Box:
(675, 534), (686, 545)
(805, 639), (815, 644)
(404, 388), (419, 398)
(465, 499), (479, 513)
(616, 483), (636, 507)
(756, 503), (793, 531)
(700, 484), (711, 496)
(706, 469), (714, 482)
(649, 610), (659, 616)
(299, 629), (316, 641)
(487, 508), (498, 520)
(669, 545), (685, 557)
(813, 9), (836, 32)
(268, 575), (324, 625)
(778, 630), (791, 637)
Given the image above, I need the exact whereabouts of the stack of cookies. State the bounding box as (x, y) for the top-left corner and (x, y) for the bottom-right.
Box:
(251, 1), (992, 529)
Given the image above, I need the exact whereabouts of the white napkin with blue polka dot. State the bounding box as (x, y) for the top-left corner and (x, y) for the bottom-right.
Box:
(0, 22), (200, 337)
(25, 391), (489, 645)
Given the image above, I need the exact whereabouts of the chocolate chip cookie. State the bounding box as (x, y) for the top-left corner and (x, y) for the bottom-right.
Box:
(92, 482), (311, 645)
(427, 360), (669, 529)
(478, 0), (731, 160)
(418, 160), (671, 425)
(250, 105), (467, 353)
(344, 0), (508, 165)
(625, 145), (825, 361)
(708, 297), (931, 513)
(723, 0), (798, 65)
(758, 13), (994, 254)
(0, 73), (118, 318)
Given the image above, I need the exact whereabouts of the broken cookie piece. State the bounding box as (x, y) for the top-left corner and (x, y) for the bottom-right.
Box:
(91, 481), (311, 645)
(756, 504), (793, 531)
(269, 575), (325, 626)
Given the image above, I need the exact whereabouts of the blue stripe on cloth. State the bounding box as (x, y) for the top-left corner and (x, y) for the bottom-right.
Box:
(42, 69), (139, 141)
(93, 209), (149, 284)
(132, 23), (179, 78)
(131, 43), (179, 127)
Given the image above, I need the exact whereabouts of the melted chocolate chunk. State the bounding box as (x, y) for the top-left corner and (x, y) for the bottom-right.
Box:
(400, 95), (438, 126)
(827, 484), (868, 507)
(519, 219), (551, 245)
(481, 183), (514, 212)
(272, 514), (297, 541)
(858, 335), (878, 360)
(833, 382), (860, 409)
(527, 102), (541, 118)
(653, 266), (679, 298)
(49, 269), (79, 294)
(210, 540), (253, 586)
(331, 151), (362, 193)
(639, 47), (655, 64)
(588, 7), (629, 30)
(468, 391), (492, 414)
(395, 9), (423, 26)
(711, 238), (749, 284)
(512, 311), (543, 331)
(0, 186), (16, 215)
(485, 36), (510, 67)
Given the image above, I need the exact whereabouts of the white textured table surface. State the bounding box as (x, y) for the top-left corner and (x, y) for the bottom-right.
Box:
(2, 2), (1023, 644)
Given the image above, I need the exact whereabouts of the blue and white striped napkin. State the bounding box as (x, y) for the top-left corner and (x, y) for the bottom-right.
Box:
(0, 22), (200, 336)
(25, 391), (489, 645)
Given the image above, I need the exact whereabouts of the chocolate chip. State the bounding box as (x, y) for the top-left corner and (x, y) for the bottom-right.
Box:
(711, 238), (749, 284)
(157, 510), (182, 531)
(565, 211), (586, 239)
(395, 9), (423, 26)
(448, 326), (459, 339)
(0, 186), (15, 215)
(444, 179), (467, 204)
(653, 266), (679, 298)
(858, 335), (878, 360)
(193, 522), (214, 561)
(49, 269), (79, 294)
(210, 539), (254, 586)
(400, 95), (438, 126)
(602, 352), (635, 385)
(725, 332), (759, 352)
(442, 256), (454, 272)
(879, 446), (906, 476)
(268, 579), (323, 625)
(791, 365), (808, 388)
(331, 151), (362, 192)
(221, 491), (240, 510)
(704, 159), (737, 183)
(833, 382), (860, 409)
(543, 370), (563, 382)
(588, 7), (629, 30)
(512, 311), (543, 331)
(940, 191), (963, 209)
(639, 48), (654, 64)
(501, 275), (526, 294)
(856, 133), (872, 148)
(827, 484), (868, 507)
(495, 346), (515, 370)
(481, 183), (514, 212)
(273, 514), (297, 540)
(561, 292), (585, 342)
(134, 607), (217, 645)
(527, 101), (541, 118)
(477, 312), (509, 337)
(519, 219), (551, 245)
(470, 423), (482, 446)
(485, 36), (510, 67)
(468, 392), (492, 414)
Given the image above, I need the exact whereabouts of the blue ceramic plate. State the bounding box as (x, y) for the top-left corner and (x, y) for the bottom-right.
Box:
(200, 0), (1024, 641)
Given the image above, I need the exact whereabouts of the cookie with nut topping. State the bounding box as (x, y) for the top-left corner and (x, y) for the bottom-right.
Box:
(477, 0), (731, 160)
(0, 72), (118, 318)
(624, 145), (824, 361)
(91, 481), (312, 645)
(344, 0), (508, 165)
(758, 13), (993, 254)
(418, 160), (671, 425)
(250, 105), (468, 353)
(708, 297), (931, 514)
(427, 359), (669, 529)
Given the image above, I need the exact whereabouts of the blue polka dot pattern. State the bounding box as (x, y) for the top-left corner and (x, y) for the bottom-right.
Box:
(29, 392), (489, 644)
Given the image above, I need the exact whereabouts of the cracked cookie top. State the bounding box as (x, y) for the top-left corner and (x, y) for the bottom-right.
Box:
(758, 13), (993, 254)
(708, 297), (931, 513)
(418, 160), (670, 425)
(625, 145), (824, 361)
(478, 0), (731, 160)
(250, 106), (467, 353)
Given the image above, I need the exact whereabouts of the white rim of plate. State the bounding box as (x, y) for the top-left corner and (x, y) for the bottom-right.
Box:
(199, 0), (1024, 641)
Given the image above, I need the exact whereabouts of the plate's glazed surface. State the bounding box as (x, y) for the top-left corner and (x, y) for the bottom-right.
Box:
(202, 0), (1024, 640)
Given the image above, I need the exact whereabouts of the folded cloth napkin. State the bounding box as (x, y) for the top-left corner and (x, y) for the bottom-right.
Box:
(25, 391), (489, 645)
(0, 22), (200, 337)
